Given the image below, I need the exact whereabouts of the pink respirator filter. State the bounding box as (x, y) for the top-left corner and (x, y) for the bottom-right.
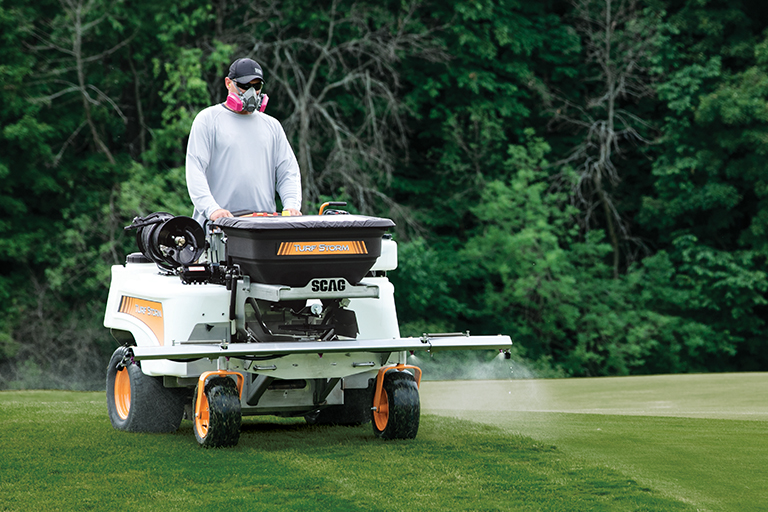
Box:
(225, 92), (269, 113)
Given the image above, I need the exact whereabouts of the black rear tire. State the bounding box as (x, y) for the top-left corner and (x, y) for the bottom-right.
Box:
(194, 376), (242, 448)
(372, 371), (420, 440)
(305, 382), (374, 426)
(106, 346), (184, 433)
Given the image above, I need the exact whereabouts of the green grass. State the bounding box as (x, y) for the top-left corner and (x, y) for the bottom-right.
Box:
(0, 390), (695, 512)
(422, 373), (768, 512)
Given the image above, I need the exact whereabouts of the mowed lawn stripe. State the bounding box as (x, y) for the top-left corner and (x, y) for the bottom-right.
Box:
(421, 373), (768, 512)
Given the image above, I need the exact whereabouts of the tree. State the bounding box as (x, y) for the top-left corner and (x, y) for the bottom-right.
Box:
(256, 0), (444, 221)
(172, 0), (445, 222)
(460, 132), (655, 376)
(633, 5), (768, 372)
(396, 0), (578, 238)
(550, 0), (663, 277)
(635, 236), (768, 373)
(25, 0), (134, 164)
(637, 0), (759, 251)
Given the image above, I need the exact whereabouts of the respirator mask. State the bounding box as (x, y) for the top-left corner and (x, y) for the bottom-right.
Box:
(226, 83), (269, 113)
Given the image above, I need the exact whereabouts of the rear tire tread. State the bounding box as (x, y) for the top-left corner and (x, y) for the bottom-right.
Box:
(106, 346), (184, 433)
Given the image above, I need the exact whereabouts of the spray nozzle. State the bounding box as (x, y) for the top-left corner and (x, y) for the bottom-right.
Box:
(501, 349), (512, 360)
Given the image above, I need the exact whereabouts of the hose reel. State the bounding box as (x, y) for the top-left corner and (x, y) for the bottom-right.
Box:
(126, 212), (205, 270)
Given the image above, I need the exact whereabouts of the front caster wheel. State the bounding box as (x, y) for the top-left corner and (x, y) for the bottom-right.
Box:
(372, 370), (420, 440)
(194, 376), (242, 448)
(106, 346), (184, 433)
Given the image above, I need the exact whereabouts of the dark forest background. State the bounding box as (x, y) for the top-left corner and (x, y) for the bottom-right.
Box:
(3, 0), (768, 389)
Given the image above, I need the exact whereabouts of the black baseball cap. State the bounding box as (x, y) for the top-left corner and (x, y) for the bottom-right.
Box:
(227, 58), (264, 83)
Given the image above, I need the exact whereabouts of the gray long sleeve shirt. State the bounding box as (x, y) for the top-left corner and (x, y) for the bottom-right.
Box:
(186, 105), (302, 224)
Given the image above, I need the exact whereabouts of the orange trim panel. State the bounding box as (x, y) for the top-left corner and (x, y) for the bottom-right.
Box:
(118, 296), (165, 345)
(277, 241), (368, 256)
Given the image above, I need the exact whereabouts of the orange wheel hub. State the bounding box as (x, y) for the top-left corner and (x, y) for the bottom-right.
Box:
(195, 391), (210, 439)
(114, 367), (131, 420)
(373, 388), (389, 431)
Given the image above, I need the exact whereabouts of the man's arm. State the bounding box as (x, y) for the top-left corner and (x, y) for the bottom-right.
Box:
(186, 112), (224, 220)
(273, 122), (302, 214)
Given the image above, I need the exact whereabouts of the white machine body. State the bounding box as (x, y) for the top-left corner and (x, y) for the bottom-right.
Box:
(104, 216), (511, 418)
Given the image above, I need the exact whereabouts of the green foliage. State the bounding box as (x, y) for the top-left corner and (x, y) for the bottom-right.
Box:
(391, 237), (459, 337)
(146, 46), (219, 167)
(459, 134), (653, 376)
(635, 236), (768, 373)
(640, 2), (768, 249)
(397, 0), (578, 234)
(2, 0), (768, 385)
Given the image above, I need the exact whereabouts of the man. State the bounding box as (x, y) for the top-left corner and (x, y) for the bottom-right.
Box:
(186, 57), (302, 224)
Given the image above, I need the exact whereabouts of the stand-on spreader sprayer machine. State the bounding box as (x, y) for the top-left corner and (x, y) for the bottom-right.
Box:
(103, 204), (512, 447)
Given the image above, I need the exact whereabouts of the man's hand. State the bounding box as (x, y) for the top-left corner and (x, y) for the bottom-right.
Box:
(210, 208), (233, 220)
(284, 208), (302, 216)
